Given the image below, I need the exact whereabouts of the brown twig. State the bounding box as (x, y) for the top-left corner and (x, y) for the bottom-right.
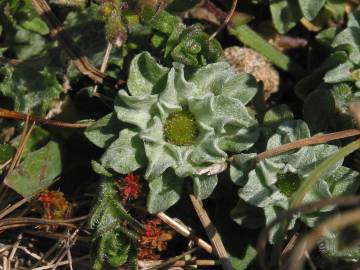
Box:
(0, 108), (90, 129)
(0, 216), (88, 232)
(209, 0), (238, 40)
(31, 0), (124, 88)
(189, 194), (232, 270)
(156, 212), (213, 254)
(256, 129), (360, 162)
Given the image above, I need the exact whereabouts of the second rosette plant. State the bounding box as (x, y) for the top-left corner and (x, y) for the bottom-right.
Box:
(86, 52), (260, 213)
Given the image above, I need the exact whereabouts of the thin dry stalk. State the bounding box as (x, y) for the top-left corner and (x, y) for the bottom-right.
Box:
(256, 129), (360, 162)
(0, 198), (28, 220)
(148, 247), (199, 270)
(257, 195), (360, 270)
(0, 108), (90, 129)
(8, 234), (22, 261)
(156, 212), (213, 254)
(189, 194), (232, 270)
(0, 216), (88, 232)
(93, 43), (113, 94)
(51, 228), (80, 269)
(0, 120), (34, 210)
(0, 159), (12, 171)
(289, 207), (360, 270)
(31, 255), (89, 270)
(209, 0), (238, 40)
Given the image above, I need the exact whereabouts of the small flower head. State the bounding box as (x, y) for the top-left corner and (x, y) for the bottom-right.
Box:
(164, 111), (199, 146)
(275, 173), (301, 198)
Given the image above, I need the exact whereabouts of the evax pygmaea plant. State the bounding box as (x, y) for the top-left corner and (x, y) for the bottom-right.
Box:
(86, 51), (260, 213)
(231, 119), (360, 242)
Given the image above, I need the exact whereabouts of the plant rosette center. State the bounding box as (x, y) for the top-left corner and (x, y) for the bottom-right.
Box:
(163, 111), (199, 146)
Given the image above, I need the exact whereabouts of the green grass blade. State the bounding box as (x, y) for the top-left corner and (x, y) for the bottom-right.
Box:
(229, 25), (305, 77)
(291, 139), (360, 207)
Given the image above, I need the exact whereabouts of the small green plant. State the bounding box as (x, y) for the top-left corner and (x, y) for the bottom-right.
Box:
(86, 51), (259, 213)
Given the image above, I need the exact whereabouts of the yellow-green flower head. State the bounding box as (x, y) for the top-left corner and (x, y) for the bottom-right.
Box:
(98, 52), (260, 212)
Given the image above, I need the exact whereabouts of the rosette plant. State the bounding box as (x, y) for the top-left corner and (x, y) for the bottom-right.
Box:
(86, 51), (259, 213)
(230, 118), (360, 242)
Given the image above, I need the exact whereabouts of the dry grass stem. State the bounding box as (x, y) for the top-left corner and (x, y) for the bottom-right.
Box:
(256, 129), (360, 162)
(289, 207), (360, 270)
(189, 194), (232, 270)
(209, 0), (238, 40)
(156, 212), (213, 254)
(257, 195), (360, 270)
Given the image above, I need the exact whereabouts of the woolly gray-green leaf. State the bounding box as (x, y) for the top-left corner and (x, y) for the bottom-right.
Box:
(147, 170), (184, 213)
(333, 27), (360, 64)
(298, 0), (326, 21)
(230, 153), (257, 186)
(324, 61), (354, 83)
(127, 52), (169, 96)
(115, 91), (158, 129)
(85, 113), (122, 149)
(101, 129), (146, 174)
(192, 174), (218, 200)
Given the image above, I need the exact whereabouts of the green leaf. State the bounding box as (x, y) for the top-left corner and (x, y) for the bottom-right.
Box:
(295, 51), (348, 99)
(229, 25), (304, 76)
(127, 52), (169, 96)
(102, 232), (131, 267)
(0, 144), (16, 164)
(263, 105), (294, 139)
(324, 166), (360, 197)
(298, 0), (326, 21)
(20, 17), (49, 35)
(270, 0), (301, 34)
(4, 141), (62, 197)
(303, 89), (336, 133)
(91, 160), (113, 177)
(230, 245), (257, 270)
(230, 153), (257, 186)
(291, 139), (360, 207)
(147, 169), (184, 213)
(11, 127), (50, 156)
(84, 113), (122, 149)
(222, 73), (259, 106)
(192, 174), (218, 200)
(101, 129), (146, 174)
(0, 63), (63, 116)
(324, 61), (354, 83)
(333, 27), (360, 64)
